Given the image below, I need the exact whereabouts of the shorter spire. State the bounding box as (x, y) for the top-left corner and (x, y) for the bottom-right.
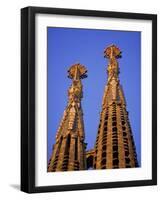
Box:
(48, 63), (87, 172)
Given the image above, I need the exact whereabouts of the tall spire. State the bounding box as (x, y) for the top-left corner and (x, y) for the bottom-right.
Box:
(94, 45), (138, 169)
(48, 63), (87, 172)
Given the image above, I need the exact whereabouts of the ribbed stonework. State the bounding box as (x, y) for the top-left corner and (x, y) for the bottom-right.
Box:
(94, 45), (138, 169)
(48, 64), (87, 172)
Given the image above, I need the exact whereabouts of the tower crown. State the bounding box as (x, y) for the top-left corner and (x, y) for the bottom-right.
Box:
(104, 45), (121, 82)
(104, 44), (122, 59)
(68, 63), (87, 80)
(67, 63), (87, 104)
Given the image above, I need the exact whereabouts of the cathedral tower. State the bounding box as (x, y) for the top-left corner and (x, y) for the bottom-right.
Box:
(48, 63), (87, 172)
(94, 45), (138, 169)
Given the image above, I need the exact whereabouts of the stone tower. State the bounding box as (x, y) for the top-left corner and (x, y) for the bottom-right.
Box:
(48, 63), (87, 172)
(94, 45), (138, 169)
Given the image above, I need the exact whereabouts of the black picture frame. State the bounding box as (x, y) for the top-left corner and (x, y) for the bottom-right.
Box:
(21, 6), (157, 193)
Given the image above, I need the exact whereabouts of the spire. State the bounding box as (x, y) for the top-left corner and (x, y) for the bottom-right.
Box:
(48, 63), (87, 172)
(93, 45), (138, 169)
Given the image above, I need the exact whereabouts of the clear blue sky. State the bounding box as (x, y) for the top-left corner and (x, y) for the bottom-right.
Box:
(47, 27), (141, 166)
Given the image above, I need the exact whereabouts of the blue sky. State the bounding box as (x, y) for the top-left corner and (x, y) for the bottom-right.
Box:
(47, 27), (141, 166)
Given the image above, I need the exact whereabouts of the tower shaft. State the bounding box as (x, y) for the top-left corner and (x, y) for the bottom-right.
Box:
(48, 64), (87, 172)
(94, 45), (138, 169)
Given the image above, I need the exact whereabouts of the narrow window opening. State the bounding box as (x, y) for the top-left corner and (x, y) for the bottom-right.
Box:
(113, 159), (119, 165)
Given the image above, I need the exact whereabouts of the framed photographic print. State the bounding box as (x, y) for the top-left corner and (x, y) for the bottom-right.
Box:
(21, 6), (157, 193)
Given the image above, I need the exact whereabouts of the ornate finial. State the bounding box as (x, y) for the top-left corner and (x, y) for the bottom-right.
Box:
(104, 44), (122, 59)
(104, 44), (122, 81)
(68, 63), (87, 80)
(67, 63), (87, 105)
